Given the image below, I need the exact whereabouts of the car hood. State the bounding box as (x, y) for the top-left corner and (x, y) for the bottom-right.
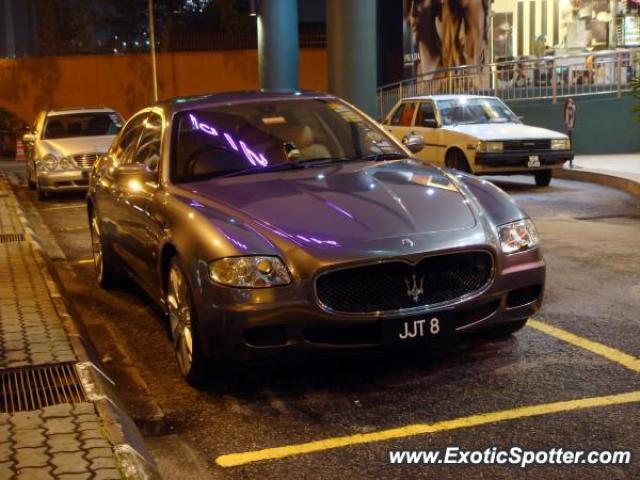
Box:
(444, 123), (567, 141)
(180, 160), (481, 251)
(40, 136), (115, 156)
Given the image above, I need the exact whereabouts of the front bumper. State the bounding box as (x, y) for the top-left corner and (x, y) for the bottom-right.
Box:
(474, 150), (573, 174)
(37, 169), (91, 192)
(193, 248), (546, 365)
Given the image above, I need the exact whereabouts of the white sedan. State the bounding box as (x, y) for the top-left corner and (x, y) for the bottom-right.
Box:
(382, 95), (573, 186)
(23, 107), (123, 200)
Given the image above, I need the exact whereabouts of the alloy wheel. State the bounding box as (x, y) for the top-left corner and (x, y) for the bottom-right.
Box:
(167, 263), (194, 377)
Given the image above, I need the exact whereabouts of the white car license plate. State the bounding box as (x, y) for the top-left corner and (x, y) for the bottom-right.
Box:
(528, 155), (540, 168)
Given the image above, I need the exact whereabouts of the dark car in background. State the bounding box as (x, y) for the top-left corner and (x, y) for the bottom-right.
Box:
(87, 91), (545, 386)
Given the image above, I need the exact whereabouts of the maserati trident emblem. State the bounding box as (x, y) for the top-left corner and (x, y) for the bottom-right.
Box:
(401, 238), (414, 247)
(404, 273), (425, 303)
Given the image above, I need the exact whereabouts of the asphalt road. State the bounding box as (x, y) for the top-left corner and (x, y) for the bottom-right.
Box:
(3, 160), (639, 480)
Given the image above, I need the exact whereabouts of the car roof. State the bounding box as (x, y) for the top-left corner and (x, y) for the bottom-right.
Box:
(153, 90), (337, 115)
(401, 94), (500, 102)
(47, 107), (118, 116)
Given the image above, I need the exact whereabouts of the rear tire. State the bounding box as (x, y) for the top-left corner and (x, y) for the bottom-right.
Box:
(90, 214), (122, 289)
(534, 169), (552, 187)
(445, 149), (471, 173)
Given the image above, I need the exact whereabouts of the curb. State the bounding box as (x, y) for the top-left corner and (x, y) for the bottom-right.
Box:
(555, 167), (640, 198)
(3, 175), (161, 480)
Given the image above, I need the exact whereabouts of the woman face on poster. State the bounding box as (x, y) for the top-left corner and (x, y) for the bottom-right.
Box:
(409, 0), (443, 77)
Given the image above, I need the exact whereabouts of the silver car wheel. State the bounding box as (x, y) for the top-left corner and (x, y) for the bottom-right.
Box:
(90, 216), (104, 282)
(167, 263), (194, 377)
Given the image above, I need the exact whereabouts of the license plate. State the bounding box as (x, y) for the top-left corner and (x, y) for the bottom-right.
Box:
(528, 155), (540, 168)
(382, 312), (454, 346)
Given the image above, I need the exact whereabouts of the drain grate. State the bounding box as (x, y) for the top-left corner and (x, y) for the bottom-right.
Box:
(0, 363), (87, 413)
(0, 233), (25, 243)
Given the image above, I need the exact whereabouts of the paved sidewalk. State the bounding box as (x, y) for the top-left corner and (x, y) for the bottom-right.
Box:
(0, 173), (125, 479)
(558, 153), (640, 196)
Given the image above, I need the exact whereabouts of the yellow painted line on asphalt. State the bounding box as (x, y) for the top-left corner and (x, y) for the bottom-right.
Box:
(528, 319), (640, 373)
(215, 390), (640, 468)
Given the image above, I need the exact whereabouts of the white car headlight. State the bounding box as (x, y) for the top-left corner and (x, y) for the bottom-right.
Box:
(477, 141), (504, 153)
(498, 219), (540, 254)
(551, 138), (570, 150)
(209, 256), (291, 288)
(42, 154), (59, 171)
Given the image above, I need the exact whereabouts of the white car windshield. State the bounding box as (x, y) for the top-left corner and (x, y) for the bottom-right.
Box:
(437, 98), (520, 126)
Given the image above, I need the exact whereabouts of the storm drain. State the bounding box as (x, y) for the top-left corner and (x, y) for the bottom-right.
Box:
(0, 363), (87, 413)
(0, 233), (25, 243)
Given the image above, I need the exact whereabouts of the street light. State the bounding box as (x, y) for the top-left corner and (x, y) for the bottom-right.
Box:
(148, 0), (159, 102)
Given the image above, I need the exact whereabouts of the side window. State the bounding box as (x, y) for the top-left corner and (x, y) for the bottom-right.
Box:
(416, 102), (436, 127)
(390, 103), (416, 127)
(112, 113), (147, 164)
(133, 113), (162, 174)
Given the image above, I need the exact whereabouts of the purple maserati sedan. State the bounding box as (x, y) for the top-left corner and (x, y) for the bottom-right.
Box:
(87, 91), (545, 385)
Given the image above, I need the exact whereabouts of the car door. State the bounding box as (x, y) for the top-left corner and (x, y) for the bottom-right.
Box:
(115, 112), (165, 295)
(383, 102), (418, 148)
(412, 101), (443, 165)
(96, 112), (148, 261)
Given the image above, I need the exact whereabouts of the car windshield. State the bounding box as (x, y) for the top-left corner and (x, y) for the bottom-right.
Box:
(437, 98), (520, 126)
(42, 112), (122, 139)
(172, 98), (406, 183)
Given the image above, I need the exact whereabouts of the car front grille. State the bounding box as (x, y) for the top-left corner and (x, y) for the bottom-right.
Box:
(315, 251), (494, 314)
(503, 140), (551, 151)
(73, 153), (99, 169)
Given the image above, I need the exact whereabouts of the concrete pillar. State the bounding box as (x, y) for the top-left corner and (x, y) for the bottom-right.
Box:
(327, 0), (378, 116)
(2, 0), (16, 57)
(257, 0), (299, 91)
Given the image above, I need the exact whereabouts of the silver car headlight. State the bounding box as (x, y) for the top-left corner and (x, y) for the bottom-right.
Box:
(477, 141), (504, 153)
(551, 138), (570, 150)
(497, 219), (540, 254)
(42, 154), (59, 171)
(209, 256), (291, 288)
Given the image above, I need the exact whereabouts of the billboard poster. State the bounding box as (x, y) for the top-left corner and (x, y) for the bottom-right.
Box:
(402, 0), (490, 80)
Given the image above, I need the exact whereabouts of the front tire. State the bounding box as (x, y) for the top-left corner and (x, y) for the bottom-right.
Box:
(534, 169), (552, 187)
(90, 214), (122, 288)
(27, 166), (36, 190)
(36, 180), (47, 200)
(166, 258), (207, 387)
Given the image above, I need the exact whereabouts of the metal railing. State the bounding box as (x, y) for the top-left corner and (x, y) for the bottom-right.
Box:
(377, 48), (640, 118)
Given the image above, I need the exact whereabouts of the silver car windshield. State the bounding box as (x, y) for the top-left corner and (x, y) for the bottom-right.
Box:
(42, 112), (122, 139)
(437, 98), (520, 126)
(172, 99), (405, 183)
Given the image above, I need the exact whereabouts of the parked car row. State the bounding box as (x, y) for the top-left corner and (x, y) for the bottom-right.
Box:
(22, 93), (560, 386)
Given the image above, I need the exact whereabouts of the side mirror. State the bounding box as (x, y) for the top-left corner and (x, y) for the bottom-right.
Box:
(422, 119), (439, 129)
(113, 163), (155, 183)
(402, 133), (425, 154)
(22, 133), (36, 144)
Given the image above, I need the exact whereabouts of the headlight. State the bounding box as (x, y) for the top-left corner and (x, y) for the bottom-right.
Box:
(42, 154), (59, 170)
(551, 138), (570, 150)
(498, 219), (540, 254)
(59, 157), (73, 169)
(209, 256), (291, 288)
(477, 141), (503, 153)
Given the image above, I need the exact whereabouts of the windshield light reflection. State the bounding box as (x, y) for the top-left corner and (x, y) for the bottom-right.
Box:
(189, 114), (269, 167)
